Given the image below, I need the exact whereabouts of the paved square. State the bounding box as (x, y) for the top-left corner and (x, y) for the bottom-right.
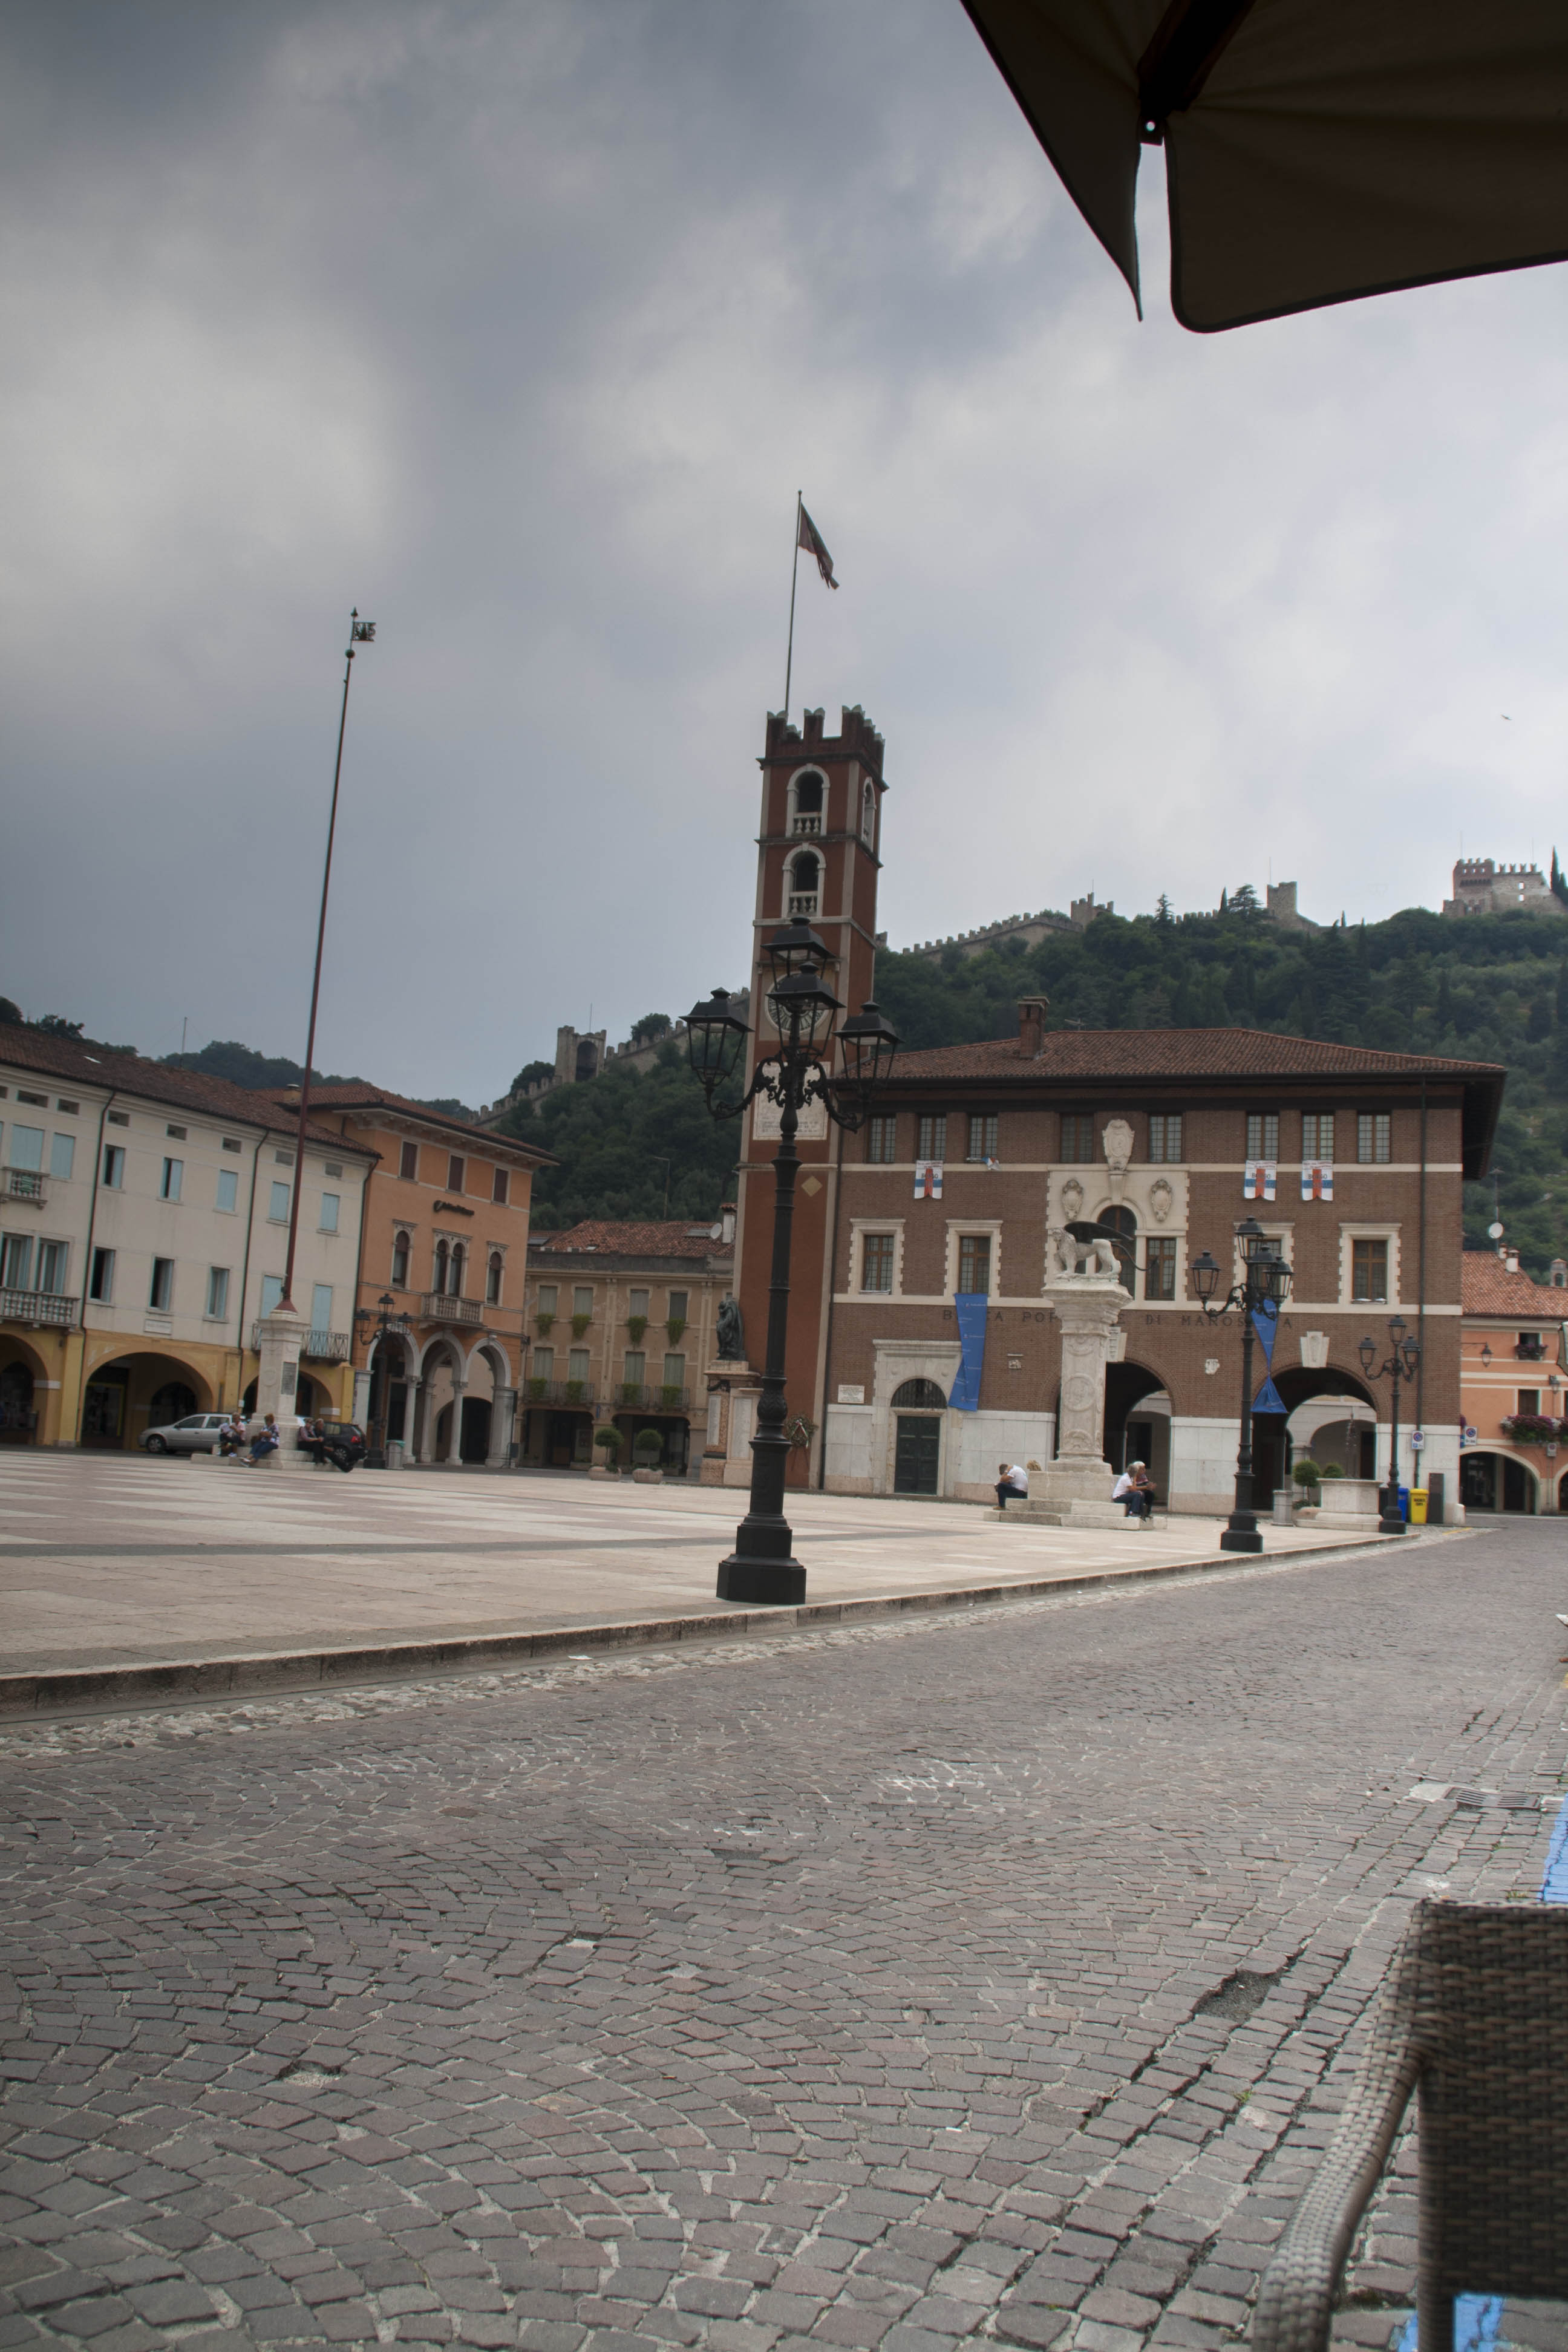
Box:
(2, 1504), (1564, 2352)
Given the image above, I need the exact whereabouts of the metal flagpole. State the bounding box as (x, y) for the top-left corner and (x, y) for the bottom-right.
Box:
(280, 607), (374, 1311)
(782, 491), (802, 724)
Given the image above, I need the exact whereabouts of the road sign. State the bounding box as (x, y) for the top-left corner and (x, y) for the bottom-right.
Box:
(1462, 1425), (1478, 1446)
(1410, 1429), (1425, 1450)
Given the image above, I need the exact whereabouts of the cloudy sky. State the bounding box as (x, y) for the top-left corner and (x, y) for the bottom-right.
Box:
(5, 2), (1567, 1106)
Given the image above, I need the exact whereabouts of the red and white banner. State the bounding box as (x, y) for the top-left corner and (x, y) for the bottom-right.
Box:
(1301, 1161), (1334, 1201)
(913, 1161), (944, 1200)
(1243, 1160), (1276, 1201)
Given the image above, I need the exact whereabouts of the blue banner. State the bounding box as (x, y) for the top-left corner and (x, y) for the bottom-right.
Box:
(949, 1292), (988, 1411)
(1253, 1376), (1286, 1414)
(1250, 1297), (1282, 1412)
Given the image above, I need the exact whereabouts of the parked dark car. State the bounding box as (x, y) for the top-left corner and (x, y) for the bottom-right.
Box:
(299, 1417), (367, 1473)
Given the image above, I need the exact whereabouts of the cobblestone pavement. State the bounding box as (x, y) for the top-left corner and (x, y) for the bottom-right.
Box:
(3, 1521), (1565, 2352)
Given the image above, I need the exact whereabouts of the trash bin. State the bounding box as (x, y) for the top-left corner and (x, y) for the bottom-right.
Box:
(1410, 1487), (1429, 1526)
(1398, 1485), (1411, 1521)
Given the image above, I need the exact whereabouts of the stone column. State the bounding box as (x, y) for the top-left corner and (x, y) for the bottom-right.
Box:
(488, 1388), (515, 1468)
(445, 1383), (466, 1464)
(1032, 1271), (1129, 1511)
(254, 1302), (307, 1473)
(352, 1366), (373, 1425)
(405, 1379), (425, 1465)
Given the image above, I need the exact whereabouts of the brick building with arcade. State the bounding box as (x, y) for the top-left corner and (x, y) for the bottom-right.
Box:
(707, 705), (1505, 1518)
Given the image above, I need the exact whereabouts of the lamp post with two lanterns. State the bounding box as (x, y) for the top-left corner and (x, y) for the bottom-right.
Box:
(685, 918), (898, 1604)
(1359, 1316), (1421, 1535)
(1188, 1217), (1293, 1555)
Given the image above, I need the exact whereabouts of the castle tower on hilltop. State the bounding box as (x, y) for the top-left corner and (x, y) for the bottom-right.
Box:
(727, 705), (887, 1489)
(1443, 857), (1566, 919)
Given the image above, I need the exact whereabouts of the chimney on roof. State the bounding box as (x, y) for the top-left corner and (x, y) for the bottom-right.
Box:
(1505, 1247), (1521, 1273)
(719, 1200), (736, 1247)
(1017, 996), (1049, 1057)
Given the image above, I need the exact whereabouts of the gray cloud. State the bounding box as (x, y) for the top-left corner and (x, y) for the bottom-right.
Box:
(4, 1), (1566, 1102)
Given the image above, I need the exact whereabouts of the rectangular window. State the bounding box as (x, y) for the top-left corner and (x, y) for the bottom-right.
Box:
(324, 1161), (342, 1178)
(917, 1114), (947, 1163)
(274, 1148), (295, 1166)
(1518, 1388), (1541, 1416)
(1302, 1112), (1335, 1163)
(1246, 1112), (1280, 1161)
(1351, 1238), (1389, 1303)
(967, 1114), (999, 1162)
(624, 1350), (646, 1385)
(1148, 1114), (1183, 1164)
(1357, 1112), (1391, 1165)
(269, 1181), (290, 1221)
(56, 1100), (79, 1116)
(667, 1290), (688, 1322)
(149, 1257), (174, 1312)
(573, 1285), (593, 1316)
(16, 1091), (46, 1107)
(36, 1241), (67, 1294)
(567, 1347), (590, 1383)
(222, 1135), (241, 1153)
(662, 1353), (687, 1388)
(206, 1267), (230, 1319)
(391, 1232), (410, 1286)
(319, 1192), (340, 1233)
(958, 1233), (992, 1293)
(215, 1167), (238, 1212)
(0, 1235), (32, 1290)
(400, 1140), (419, 1181)
(866, 1114), (897, 1163)
(447, 1154), (466, 1192)
(538, 1283), (558, 1315)
(50, 1134), (75, 1180)
(160, 1157), (183, 1201)
(9, 1125), (44, 1172)
(311, 1282), (333, 1336)
(861, 1233), (895, 1293)
(492, 1166), (509, 1204)
(1060, 1114), (1094, 1164)
(486, 1255), (502, 1304)
(260, 1273), (284, 1317)
(628, 1287), (649, 1318)
(89, 1246), (115, 1302)
(166, 1123), (187, 1140)
(102, 1144), (125, 1188)
(107, 1109), (129, 1128)
(534, 1345), (555, 1382)
(1145, 1236), (1177, 1299)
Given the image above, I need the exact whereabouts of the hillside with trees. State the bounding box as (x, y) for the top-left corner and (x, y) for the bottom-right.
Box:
(872, 896), (1568, 1278)
(495, 1043), (737, 1229)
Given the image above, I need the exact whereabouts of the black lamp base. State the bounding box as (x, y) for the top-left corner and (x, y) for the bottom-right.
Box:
(1378, 1515), (1406, 1536)
(717, 1553), (806, 1605)
(1220, 1527), (1264, 1554)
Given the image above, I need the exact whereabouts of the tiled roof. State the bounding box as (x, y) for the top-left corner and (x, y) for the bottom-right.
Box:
(1462, 1256), (1568, 1318)
(278, 1083), (553, 1164)
(532, 1218), (733, 1261)
(0, 1025), (376, 1155)
(889, 1028), (1505, 1084)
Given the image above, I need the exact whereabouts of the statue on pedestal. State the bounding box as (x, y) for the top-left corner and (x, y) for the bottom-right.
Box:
(716, 1292), (745, 1362)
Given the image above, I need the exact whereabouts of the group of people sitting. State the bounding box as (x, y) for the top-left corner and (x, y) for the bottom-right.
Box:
(995, 1457), (1158, 1522)
(217, 1411), (281, 1465)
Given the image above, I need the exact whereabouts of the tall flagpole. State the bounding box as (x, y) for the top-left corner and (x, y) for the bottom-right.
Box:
(782, 489), (802, 724)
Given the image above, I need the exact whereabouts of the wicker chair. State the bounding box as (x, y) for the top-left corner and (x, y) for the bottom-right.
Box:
(1253, 1900), (1568, 2352)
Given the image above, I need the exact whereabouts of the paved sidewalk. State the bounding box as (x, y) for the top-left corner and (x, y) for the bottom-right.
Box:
(1, 1457), (1413, 1690)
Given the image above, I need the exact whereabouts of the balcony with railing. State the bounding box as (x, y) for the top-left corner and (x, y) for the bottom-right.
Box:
(250, 1325), (353, 1359)
(2, 1288), (77, 1329)
(523, 1377), (596, 1406)
(787, 893), (820, 918)
(4, 1170), (46, 1203)
(789, 812), (822, 836)
(612, 1382), (692, 1411)
(422, 1292), (482, 1325)
(1516, 1337), (1549, 1361)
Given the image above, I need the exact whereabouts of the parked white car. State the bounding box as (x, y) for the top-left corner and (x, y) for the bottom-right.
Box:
(140, 1412), (232, 1455)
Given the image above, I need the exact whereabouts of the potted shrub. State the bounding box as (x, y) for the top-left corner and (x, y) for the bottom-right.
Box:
(626, 1315), (648, 1346)
(525, 1376), (548, 1402)
(633, 1428), (664, 1483)
(591, 1425), (622, 1479)
(571, 1311), (592, 1339)
(1291, 1457), (1321, 1517)
(665, 1315), (687, 1345)
(535, 1310), (555, 1336)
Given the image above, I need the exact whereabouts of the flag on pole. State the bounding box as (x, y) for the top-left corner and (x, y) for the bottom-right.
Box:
(798, 504), (838, 589)
(1243, 1160), (1276, 1201)
(914, 1161), (944, 1200)
(1301, 1161), (1334, 1201)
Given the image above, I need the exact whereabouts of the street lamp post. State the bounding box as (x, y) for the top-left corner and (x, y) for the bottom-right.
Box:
(1359, 1317), (1422, 1534)
(686, 921), (898, 1604)
(354, 1290), (408, 1469)
(1188, 1217), (1293, 1555)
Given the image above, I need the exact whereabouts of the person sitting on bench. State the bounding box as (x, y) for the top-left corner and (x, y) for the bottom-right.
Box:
(995, 1461), (1028, 1509)
(1112, 1460), (1156, 1524)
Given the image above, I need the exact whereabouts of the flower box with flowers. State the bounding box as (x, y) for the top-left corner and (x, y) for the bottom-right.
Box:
(1499, 1413), (1565, 1445)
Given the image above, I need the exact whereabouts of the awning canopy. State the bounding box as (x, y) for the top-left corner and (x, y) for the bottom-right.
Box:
(961, 0), (1568, 331)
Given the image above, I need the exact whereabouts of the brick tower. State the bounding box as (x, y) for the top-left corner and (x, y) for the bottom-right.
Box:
(731, 704), (887, 1486)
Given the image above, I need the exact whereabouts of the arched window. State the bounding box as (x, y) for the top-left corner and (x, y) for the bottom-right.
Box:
(788, 849), (821, 917)
(861, 779), (876, 849)
(433, 1238), (448, 1295)
(449, 1243), (466, 1298)
(891, 1377), (947, 1410)
(391, 1230), (410, 1287)
(1099, 1206), (1137, 1293)
(487, 1252), (503, 1305)
(789, 769), (825, 836)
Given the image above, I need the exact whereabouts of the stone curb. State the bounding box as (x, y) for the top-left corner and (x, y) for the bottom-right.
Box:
(0, 1528), (1468, 1719)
